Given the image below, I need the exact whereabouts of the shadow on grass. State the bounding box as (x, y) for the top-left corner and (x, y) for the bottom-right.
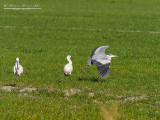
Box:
(78, 77), (107, 83)
(5, 83), (17, 87)
(56, 79), (63, 83)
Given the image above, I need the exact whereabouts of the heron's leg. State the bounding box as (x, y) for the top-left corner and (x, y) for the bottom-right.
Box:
(69, 76), (70, 84)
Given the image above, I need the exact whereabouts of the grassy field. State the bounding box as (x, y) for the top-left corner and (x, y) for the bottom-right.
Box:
(0, 0), (160, 119)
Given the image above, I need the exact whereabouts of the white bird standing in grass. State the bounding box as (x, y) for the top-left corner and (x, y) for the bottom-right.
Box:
(13, 58), (23, 86)
(64, 55), (73, 82)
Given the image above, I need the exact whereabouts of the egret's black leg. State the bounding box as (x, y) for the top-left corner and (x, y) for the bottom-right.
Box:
(65, 76), (67, 83)
(16, 76), (19, 87)
(64, 73), (67, 83)
(69, 76), (70, 84)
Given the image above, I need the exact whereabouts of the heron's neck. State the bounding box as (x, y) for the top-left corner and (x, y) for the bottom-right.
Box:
(108, 58), (111, 61)
(67, 58), (72, 64)
(106, 56), (112, 62)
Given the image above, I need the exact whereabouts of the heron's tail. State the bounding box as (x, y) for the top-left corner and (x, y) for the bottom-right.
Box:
(82, 65), (89, 70)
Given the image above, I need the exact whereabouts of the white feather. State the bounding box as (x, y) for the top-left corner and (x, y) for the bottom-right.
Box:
(13, 58), (23, 76)
(64, 55), (73, 76)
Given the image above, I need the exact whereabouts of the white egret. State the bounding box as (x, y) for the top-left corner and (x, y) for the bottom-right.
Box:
(82, 46), (117, 78)
(13, 57), (23, 86)
(64, 55), (73, 82)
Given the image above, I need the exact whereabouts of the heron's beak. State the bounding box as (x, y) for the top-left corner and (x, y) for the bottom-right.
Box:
(111, 55), (118, 58)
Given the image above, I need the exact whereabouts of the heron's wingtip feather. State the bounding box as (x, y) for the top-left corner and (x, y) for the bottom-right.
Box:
(97, 63), (110, 79)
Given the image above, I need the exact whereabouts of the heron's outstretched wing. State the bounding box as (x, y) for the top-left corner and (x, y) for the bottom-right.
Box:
(91, 59), (110, 78)
(90, 46), (109, 58)
(91, 58), (110, 65)
(90, 47), (99, 58)
(97, 63), (110, 79)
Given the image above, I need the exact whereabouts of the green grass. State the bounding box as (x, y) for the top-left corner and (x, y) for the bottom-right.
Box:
(0, 0), (160, 119)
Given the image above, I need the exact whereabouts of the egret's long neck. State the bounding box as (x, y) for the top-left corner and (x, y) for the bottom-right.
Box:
(16, 62), (19, 69)
(67, 58), (72, 64)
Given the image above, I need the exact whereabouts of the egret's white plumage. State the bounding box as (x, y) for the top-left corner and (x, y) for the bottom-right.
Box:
(64, 55), (73, 82)
(13, 58), (23, 85)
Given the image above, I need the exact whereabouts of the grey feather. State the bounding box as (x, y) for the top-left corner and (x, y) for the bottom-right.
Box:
(87, 58), (92, 65)
(84, 45), (117, 78)
(90, 47), (99, 58)
(91, 59), (102, 66)
(91, 46), (109, 57)
(97, 63), (110, 78)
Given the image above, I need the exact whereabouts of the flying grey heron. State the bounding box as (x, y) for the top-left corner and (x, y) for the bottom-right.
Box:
(64, 55), (73, 82)
(82, 46), (117, 78)
(13, 57), (23, 86)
